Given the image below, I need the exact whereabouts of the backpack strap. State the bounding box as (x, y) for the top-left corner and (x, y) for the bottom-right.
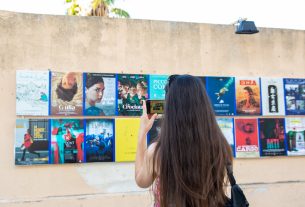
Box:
(226, 165), (236, 186)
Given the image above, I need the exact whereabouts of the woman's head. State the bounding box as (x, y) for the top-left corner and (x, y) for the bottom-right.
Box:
(86, 74), (105, 105)
(243, 86), (254, 96)
(155, 75), (232, 207)
(56, 73), (78, 102)
(62, 72), (77, 89)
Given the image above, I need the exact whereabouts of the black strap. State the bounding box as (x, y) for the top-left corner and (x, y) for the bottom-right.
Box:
(226, 165), (236, 186)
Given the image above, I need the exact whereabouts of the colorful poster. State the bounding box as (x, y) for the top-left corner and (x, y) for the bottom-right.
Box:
(234, 118), (259, 158)
(51, 72), (83, 116)
(50, 119), (84, 164)
(261, 78), (285, 116)
(149, 75), (168, 100)
(235, 77), (261, 115)
(15, 119), (49, 165)
(216, 118), (235, 156)
(84, 73), (116, 116)
(148, 118), (162, 146)
(16, 70), (49, 116)
(285, 118), (305, 156)
(85, 119), (115, 162)
(206, 77), (235, 116)
(284, 78), (305, 115)
(117, 74), (148, 116)
(115, 118), (140, 162)
(259, 118), (286, 156)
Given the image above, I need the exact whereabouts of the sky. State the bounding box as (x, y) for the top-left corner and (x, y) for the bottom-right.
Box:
(0, 0), (304, 30)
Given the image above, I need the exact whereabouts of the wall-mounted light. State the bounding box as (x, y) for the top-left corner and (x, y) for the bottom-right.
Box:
(234, 18), (259, 34)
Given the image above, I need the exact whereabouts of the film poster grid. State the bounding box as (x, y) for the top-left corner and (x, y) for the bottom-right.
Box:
(15, 71), (305, 165)
(15, 117), (305, 165)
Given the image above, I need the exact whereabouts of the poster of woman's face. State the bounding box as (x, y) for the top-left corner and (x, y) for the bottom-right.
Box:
(51, 72), (83, 116)
(84, 73), (116, 116)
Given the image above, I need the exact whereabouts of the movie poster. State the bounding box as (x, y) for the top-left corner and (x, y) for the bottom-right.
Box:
(206, 77), (235, 116)
(216, 118), (235, 156)
(285, 118), (305, 156)
(261, 78), (285, 116)
(85, 119), (115, 162)
(234, 118), (259, 158)
(117, 74), (148, 116)
(115, 118), (140, 162)
(259, 118), (286, 156)
(15, 119), (49, 165)
(148, 118), (162, 146)
(16, 70), (49, 116)
(84, 73), (116, 116)
(149, 75), (168, 100)
(284, 78), (305, 115)
(50, 119), (84, 164)
(51, 72), (83, 116)
(235, 77), (261, 115)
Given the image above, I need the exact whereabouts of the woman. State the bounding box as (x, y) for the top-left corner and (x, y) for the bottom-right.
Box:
(135, 75), (233, 207)
(85, 74), (105, 116)
(21, 129), (40, 161)
(238, 86), (260, 110)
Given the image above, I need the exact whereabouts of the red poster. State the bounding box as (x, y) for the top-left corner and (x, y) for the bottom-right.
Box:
(234, 118), (259, 158)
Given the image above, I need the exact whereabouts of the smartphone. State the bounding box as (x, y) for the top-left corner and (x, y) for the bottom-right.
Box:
(146, 100), (165, 114)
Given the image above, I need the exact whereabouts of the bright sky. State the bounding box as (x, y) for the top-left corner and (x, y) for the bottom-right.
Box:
(0, 0), (304, 30)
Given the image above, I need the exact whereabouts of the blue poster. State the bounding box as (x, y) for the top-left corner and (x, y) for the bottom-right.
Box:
(284, 78), (305, 115)
(206, 76), (235, 116)
(85, 119), (115, 162)
(149, 75), (168, 100)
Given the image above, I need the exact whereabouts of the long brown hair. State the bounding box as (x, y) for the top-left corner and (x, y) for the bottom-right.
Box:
(153, 75), (233, 207)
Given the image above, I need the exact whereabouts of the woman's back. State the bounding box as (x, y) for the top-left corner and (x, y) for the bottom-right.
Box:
(135, 75), (233, 207)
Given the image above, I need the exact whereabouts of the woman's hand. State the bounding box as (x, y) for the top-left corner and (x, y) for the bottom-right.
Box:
(139, 100), (157, 136)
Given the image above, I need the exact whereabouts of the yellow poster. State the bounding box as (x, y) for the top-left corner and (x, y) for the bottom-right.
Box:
(115, 118), (140, 162)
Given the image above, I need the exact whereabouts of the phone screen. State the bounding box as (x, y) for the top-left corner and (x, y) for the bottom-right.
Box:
(146, 100), (165, 114)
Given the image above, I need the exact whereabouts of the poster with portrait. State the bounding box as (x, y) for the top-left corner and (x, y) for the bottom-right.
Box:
(216, 118), (235, 157)
(234, 118), (259, 158)
(284, 78), (305, 115)
(258, 118), (286, 156)
(15, 119), (49, 165)
(51, 72), (83, 116)
(85, 119), (115, 162)
(206, 77), (235, 116)
(261, 77), (285, 116)
(50, 119), (84, 164)
(235, 77), (261, 115)
(84, 73), (116, 116)
(115, 118), (140, 162)
(149, 75), (168, 100)
(285, 118), (305, 156)
(117, 74), (148, 116)
(16, 70), (49, 116)
(148, 118), (162, 146)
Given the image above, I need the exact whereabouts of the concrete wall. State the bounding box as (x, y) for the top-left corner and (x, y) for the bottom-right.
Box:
(0, 10), (305, 206)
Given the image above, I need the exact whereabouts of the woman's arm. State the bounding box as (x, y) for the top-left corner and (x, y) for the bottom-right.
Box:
(135, 100), (157, 188)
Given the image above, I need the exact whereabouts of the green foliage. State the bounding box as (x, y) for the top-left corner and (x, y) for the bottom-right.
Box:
(111, 8), (130, 18)
(67, 0), (81, 16)
(66, 0), (129, 18)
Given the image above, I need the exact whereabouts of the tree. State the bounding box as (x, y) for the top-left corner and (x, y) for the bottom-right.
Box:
(66, 0), (130, 18)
